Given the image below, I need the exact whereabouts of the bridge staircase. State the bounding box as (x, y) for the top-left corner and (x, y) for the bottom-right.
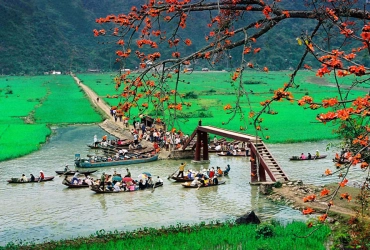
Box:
(249, 140), (289, 182)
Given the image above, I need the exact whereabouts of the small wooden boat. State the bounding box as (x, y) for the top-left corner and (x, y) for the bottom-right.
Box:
(87, 144), (117, 150)
(75, 154), (159, 168)
(101, 146), (148, 153)
(217, 152), (249, 157)
(62, 178), (90, 188)
(181, 181), (226, 188)
(333, 158), (350, 164)
(289, 155), (327, 161)
(90, 182), (163, 193)
(7, 176), (55, 183)
(55, 170), (97, 175)
(170, 176), (193, 182)
(63, 183), (90, 188)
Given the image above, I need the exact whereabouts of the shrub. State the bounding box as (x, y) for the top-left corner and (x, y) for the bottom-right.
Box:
(274, 181), (282, 188)
(184, 91), (198, 99)
(255, 223), (275, 239)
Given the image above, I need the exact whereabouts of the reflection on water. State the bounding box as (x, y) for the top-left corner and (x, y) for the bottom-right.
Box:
(0, 125), (363, 245)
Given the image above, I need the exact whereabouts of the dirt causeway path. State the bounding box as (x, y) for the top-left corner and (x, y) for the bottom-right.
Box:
(71, 74), (156, 153)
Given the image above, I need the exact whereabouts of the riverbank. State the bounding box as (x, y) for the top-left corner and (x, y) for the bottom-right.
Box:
(267, 180), (368, 219)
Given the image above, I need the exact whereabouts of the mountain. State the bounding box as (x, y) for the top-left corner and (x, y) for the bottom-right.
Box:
(0, 0), (367, 75)
(0, 0), (130, 75)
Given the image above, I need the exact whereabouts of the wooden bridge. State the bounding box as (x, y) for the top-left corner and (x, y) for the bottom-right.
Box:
(182, 122), (289, 183)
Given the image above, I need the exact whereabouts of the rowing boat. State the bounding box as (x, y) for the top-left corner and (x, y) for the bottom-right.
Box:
(7, 176), (55, 183)
(55, 170), (97, 175)
(181, 181), (226, 188)
(170, 176), (193, 182)
(75, 154), (159, 168)
(289, 155), (327, 161)
(62, 178), (90, 188)
(63, 182), (90, 188)
(217, 152), (249, 157)
(90, 182), (163, 193)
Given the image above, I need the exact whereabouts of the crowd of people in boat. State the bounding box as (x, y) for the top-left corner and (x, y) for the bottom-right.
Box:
(211, 136), (249, 156)
(175, 163), (231, 188)
(87, 169), (164, 192)
(83, 151), (154, 164)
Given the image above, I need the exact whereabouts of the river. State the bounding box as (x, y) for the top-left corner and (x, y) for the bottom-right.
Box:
(0, 125), (365, 246)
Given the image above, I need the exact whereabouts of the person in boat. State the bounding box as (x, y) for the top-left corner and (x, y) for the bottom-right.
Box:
(209, 167), (215, 178)
(118, 149), (124, 157)
(106, 181), (114, 191)
(315, 150), (320, 159)
(213, 175), (219, 185)
(155, 176), (163, 186)
(30, 174), (35, 182)
(20, 174), (28, 182)
(71, 172), (79, 184)
(64, 165), (70, 173)
(224, 164), (231, 175)
(106, 175), (113, 187)
(191, 177), (201, 188)
(94, 135), (98, 147)
(202, 169), (209, 179)
(113, 182), (121, 192)
(196, 171), (204, 179)
(138, 179), (146, 190)
(300, 153), (306, 160)
(214, 144), (222, 151)
(38, 170), (45, 182)
(146, 176), (154, 188)
(176, 162), (186, 178)
(99, 172), (106, 190)
(129, 143), (136, 150)
(84, 176), (93, 186)
(133, 133), (139, 145)
(190, 170), (196, 180)
(307, 153), (312, 160)
(112, 174), (122, 184)
(203, 175), (209, 186)
(186, 170), (194, 180)
(217, 167), (223, 176)
(125, 168), (131, 178)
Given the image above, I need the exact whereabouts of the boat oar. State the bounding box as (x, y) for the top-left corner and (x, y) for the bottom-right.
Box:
(167, 167), (178, 180)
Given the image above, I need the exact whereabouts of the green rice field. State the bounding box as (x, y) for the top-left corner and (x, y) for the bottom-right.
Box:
(78, 70), (367, 143)
(0, 71), (365, 162)
(0, 75), (103, 162)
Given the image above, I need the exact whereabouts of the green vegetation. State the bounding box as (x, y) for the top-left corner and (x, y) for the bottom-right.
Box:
(1, 221), (331, 250)
(0, 75), (103, 161)
(78, 70), (367, 143)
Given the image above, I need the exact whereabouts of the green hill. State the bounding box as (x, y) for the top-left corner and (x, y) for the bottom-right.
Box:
(0, 0), (367, 75)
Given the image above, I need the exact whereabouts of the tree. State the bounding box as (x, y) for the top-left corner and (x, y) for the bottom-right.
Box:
(94, 0), (369, 246)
